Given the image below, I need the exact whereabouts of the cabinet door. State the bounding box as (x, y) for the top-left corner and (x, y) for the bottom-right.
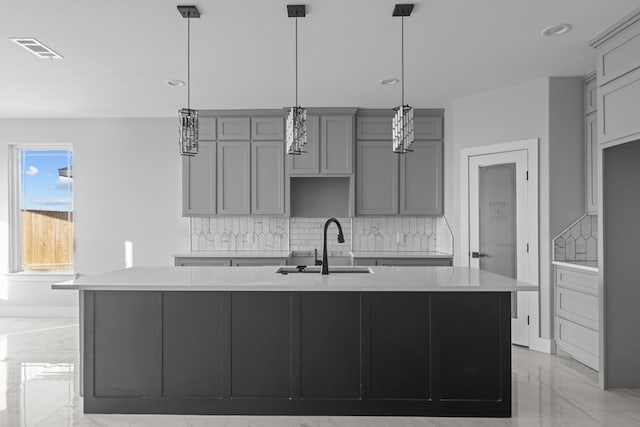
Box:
(356, 140), (398, 215)
(414, 116), (443, 140)
(217, 117), (250, 140)
(252, 141), (284, 215)
(320, 115), (353, 174)
(400, 140), (443, 215)
(586, 112), (598, 214)
(182, 140), (216, 216)
(217, 141), (251, 214)
(356, 116), (392, 140)
(252, 117), (284, 140)
(599, 72), (640, 144)
(287, 115), (319, 174)
(198, 116), (216, 140)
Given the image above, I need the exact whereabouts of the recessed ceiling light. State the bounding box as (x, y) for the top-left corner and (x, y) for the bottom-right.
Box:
(9, 37), (63, 59)
(541, 24), (573, 37)
(380, 78), (399, 86)
(166, 79), (185, 87)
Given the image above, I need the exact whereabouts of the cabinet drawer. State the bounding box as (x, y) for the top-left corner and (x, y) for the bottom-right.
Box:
(557, 287), (599, 331)
(600, 72), (640, 144)
(556, 266), (598, 296)
(600, 27), (640, 85)
(175, 258), (232, 266)
(557, 318), (599, 371)
(251, 117), (284, 140)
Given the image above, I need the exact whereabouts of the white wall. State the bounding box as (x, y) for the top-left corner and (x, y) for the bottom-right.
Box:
(0, 119), (190, 315)
(447, 77), (584, 342)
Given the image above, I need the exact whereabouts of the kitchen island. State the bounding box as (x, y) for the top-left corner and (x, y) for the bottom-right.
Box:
(53, 266), (536, 417)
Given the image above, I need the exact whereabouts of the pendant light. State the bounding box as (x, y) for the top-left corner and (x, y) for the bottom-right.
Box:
(177, 5), (200, 156)
(286, 5), (307, 155)
(392, 4), (414, 154)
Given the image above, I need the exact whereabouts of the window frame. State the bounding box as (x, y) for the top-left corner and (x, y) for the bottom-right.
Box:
(8, 144), (75, 273)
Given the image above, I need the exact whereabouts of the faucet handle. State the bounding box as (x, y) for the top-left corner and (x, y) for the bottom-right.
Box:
(314, 248), (323, 266)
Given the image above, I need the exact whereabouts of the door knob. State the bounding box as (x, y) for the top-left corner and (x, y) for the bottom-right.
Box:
(471, 252), (488, 258)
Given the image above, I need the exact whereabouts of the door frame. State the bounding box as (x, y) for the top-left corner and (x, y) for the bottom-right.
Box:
(460, 139), (540, 345)
(459, 139), (539, 285)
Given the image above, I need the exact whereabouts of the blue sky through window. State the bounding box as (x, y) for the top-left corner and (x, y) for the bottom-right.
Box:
(20, 149), (73, 212)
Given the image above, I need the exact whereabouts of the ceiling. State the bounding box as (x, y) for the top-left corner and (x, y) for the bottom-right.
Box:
(1, 0), (638, 118)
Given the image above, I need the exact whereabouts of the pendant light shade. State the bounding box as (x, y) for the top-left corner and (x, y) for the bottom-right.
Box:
(286, 5), (307, 155)
(392, 4), (414, 154)
(177, 5), (200, 156)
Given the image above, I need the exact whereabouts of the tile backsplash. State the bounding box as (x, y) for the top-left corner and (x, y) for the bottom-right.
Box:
(191, 217), (288, 251)
(553, 215), (598, 262)
(191, 216), (454, 255)
(352, 217), (453, 253)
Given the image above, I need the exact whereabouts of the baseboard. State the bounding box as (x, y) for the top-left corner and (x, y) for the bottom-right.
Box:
(529, 336), (556, 354)
(0, 306), (78, 317)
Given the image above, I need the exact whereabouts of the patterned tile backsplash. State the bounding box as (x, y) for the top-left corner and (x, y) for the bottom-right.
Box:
(553, 215), (598, 262)
(191, 217), (288, 251)
(191, 216), (454, 255)
(352, 217), (453, 254)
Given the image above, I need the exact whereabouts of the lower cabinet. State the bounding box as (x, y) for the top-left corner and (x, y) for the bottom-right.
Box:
(555, 264), (599, 370)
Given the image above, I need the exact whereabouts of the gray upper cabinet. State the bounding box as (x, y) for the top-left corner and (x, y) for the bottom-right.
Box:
(400, 140), (443, 215)
(321, 115), (353, 174)
(218, 117), (251, 140)
(287, 113), (354, 176)
(414, 116), (443, 140)
(217, 141), (251, 214)
(252, 117), (284, 141)
(592, 16), (640, 145)
(356, 140), (398, 215)
(287, 115), (320, 175)
(182, 140), (216, 216)
(252, 141), (284, 215)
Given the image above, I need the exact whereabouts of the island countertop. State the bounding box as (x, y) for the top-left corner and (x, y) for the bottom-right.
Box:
(52, 266), (537, 292)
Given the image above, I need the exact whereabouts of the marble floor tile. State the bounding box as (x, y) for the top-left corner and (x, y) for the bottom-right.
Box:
(0, 318), (637, 427)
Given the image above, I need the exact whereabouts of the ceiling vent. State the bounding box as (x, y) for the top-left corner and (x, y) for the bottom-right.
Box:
(9, 38), (63, 59)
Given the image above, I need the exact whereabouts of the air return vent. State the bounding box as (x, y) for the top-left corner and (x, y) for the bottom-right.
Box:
(9, 38), (63, 59)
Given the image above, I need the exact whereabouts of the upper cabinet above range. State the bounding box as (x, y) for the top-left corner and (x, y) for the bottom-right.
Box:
(286, 108), (356, 176)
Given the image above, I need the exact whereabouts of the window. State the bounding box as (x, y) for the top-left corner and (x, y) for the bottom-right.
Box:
(9, 146), (74, 272)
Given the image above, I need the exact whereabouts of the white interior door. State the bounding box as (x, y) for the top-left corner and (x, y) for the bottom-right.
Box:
(469, 150), (530, 347)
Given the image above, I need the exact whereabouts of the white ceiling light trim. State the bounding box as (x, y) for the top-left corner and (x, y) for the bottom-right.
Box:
(541, 23), (573, 36)
(9, 38), (63, 59)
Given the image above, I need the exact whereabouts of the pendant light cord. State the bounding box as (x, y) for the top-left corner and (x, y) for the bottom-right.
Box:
(401, 16), (405, 106)
(187, 16), (191, 110)
(295, 16), (298, 107)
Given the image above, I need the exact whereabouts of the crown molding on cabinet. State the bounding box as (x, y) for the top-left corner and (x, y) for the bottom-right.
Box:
(589, 6), (640, 48)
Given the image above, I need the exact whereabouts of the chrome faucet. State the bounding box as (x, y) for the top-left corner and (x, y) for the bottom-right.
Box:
(322, 218), (345, 275)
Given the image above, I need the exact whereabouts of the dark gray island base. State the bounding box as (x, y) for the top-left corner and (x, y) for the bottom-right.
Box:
(83, 290), (511, 417)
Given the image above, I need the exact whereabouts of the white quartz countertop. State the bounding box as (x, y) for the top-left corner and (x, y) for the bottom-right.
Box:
(174, 251), (292, 258)
(52, 266), (537, 292)
(349, 251), (453, 258)
(552, 260), (599, 273)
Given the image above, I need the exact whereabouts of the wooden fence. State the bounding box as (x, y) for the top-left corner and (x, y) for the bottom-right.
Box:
(20, 210), (73, 270)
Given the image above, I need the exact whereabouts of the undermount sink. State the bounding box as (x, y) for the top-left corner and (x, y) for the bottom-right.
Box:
(276, 266), (373, 275)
